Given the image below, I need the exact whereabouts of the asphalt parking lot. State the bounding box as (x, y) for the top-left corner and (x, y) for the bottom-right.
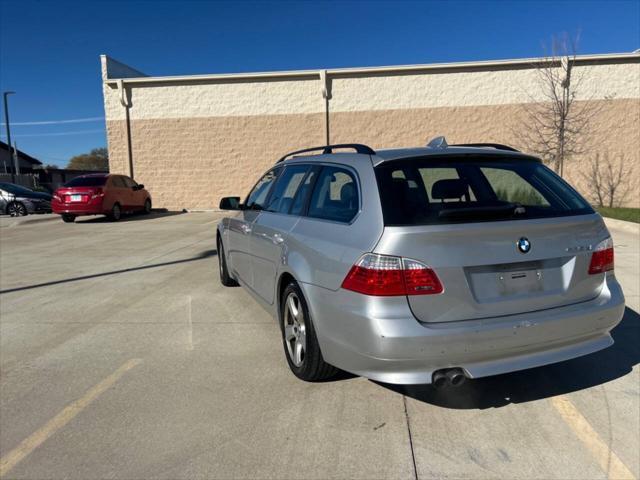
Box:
(0, 212), (638, 480)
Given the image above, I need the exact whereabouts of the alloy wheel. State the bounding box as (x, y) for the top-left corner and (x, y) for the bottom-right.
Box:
(283, 292), (306, 367)
(8, 203), (27, 217)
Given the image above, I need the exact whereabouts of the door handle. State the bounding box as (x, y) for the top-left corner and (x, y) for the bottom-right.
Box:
(240, 224), (252, 234)
(272, 233), (284, 244)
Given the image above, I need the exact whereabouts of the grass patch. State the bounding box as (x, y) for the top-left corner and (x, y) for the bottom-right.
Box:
(596, 207), (640, 224)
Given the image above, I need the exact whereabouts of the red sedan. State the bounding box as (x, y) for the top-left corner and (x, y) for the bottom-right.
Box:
(52, 174), (152, 223)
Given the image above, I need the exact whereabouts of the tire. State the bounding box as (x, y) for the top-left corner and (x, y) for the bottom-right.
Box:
(143, 198), (152, 214)
(109, 203), (121, 221)
(7, 201), (27, 217)
(61, 214), (76, 223)
(217, 237), (239, 287)
(280, 281), (337, 382)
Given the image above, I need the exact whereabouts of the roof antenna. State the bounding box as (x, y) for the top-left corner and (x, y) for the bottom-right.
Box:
(427, 136), (448, 149)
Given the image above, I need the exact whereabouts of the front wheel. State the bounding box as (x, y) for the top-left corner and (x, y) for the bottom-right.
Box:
(61, 214), (76, 223)
(7, 202), (27, 217)
(143, 198), (151, 214)
(280, 281), (337, 382)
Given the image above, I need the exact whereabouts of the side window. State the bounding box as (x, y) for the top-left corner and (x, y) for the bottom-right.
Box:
(111, 176), (126, 188)
(122, 176), (137, 188)
(290, 168), (318, 216)
(245, 168), (280, 210)
(307, 166), (359, 223)
(264, 165), (309, 214)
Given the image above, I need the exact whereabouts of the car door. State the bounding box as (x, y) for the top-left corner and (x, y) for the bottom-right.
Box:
(226, 168), (280, 287)
(110, 176), (130, 209)
(123, 176), (143, 209)
(250, 164), (310, 304)
(0, 189), (8, 213)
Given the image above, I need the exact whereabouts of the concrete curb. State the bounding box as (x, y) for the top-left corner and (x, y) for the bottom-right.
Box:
(603, 217), (640, 235)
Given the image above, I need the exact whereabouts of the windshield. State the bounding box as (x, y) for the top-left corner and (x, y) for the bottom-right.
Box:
(64, 176), (107, 187)
(0, 183), (34, 195)
(375, 156), (593, 226)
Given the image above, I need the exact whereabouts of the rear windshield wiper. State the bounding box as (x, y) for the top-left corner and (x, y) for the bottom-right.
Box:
(438, 203), (526, 220)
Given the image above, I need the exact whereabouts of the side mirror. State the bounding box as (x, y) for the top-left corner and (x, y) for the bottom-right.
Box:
(137, 184), (145, 190)
(220, 196), (242, 210)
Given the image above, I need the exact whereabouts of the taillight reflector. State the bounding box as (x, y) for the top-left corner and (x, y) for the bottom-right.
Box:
(588, 237), (614, 274)
(341, 253), (443, 296)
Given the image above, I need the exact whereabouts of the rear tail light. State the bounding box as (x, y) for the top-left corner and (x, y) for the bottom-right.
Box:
(53, 193), (61, 201)
(341, 253), (443, 296)
(90, 188), (104, 200)
(588, 237), (614, 275)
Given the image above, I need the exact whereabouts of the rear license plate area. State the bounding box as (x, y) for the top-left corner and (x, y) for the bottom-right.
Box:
(498, 269), (542, 295)
(70, 194), (82, 202)
(465, 259), (556, 302)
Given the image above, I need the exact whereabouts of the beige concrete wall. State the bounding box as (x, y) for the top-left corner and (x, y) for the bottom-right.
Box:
(330, 99), (640, 207)
(107, 114), (325, 210)
(102, 57), (640, 210)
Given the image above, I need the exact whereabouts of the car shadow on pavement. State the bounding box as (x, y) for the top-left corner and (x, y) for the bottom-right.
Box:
(0, 249), (217, 295)
(76, 210), (184, 223)
(379, 307), (639, 410)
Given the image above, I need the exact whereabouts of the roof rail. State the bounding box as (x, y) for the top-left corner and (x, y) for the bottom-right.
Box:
(277, 143), (375, 163)
(451, 143), (520, 152)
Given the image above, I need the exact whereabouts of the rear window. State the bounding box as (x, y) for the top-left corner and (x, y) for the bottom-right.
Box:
(375, 157), (593, 226)
(64, 176), (107, 187)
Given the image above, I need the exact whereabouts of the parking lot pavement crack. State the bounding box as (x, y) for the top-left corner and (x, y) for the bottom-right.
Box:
(403, 395), (419, 480)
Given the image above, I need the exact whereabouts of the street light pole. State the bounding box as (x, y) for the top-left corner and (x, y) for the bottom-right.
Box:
(3, 91), (16, 182)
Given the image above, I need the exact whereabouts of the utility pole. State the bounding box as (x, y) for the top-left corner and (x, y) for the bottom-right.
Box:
(3, 91), (16, 182)
(13, 141), (20, 176)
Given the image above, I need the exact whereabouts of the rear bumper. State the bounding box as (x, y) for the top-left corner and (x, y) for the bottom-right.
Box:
(301, 274), (625, 384)
(52, 201), (105, 215)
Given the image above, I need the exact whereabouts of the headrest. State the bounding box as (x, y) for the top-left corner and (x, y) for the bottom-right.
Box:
(340, 183), (356, 202)
(431, 179), (468, 200)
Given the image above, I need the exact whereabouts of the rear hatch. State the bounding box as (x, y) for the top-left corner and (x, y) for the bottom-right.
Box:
(56, 176), (107, 204)
(374, 154), (607, 323)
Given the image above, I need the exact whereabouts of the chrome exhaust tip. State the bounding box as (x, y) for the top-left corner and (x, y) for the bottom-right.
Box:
(432, 370), (448, 388)
(432, 368), (467, 388)
(446, 368), (466, 387)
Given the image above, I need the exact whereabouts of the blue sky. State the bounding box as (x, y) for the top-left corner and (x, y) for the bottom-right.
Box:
(1, 0), (638, 167)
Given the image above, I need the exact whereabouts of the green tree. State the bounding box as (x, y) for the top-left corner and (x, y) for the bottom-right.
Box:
(67, 148), (109, 171)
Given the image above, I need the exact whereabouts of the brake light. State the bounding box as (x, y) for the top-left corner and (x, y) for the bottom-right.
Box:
(588, 237), (614, 275)
(341, 253), (443, 296)
(90, 188), (104, 200)
(53, 193), (61, 201)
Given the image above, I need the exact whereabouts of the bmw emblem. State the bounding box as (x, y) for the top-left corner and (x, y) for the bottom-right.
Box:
(517, 237), (531, 254)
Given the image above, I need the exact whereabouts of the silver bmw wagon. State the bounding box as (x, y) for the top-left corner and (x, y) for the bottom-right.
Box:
(216, 138), (625, 386)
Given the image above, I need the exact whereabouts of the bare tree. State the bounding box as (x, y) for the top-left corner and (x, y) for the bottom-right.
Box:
(581, 153), (633, 207)
(514, 33), (602, 176)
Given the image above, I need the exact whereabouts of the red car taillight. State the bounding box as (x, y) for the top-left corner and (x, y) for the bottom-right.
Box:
(53, 193), (61, 201)
(588, 237), (614, 275)
(341, 253), (443, 296)
(90, 188), (105, 200)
